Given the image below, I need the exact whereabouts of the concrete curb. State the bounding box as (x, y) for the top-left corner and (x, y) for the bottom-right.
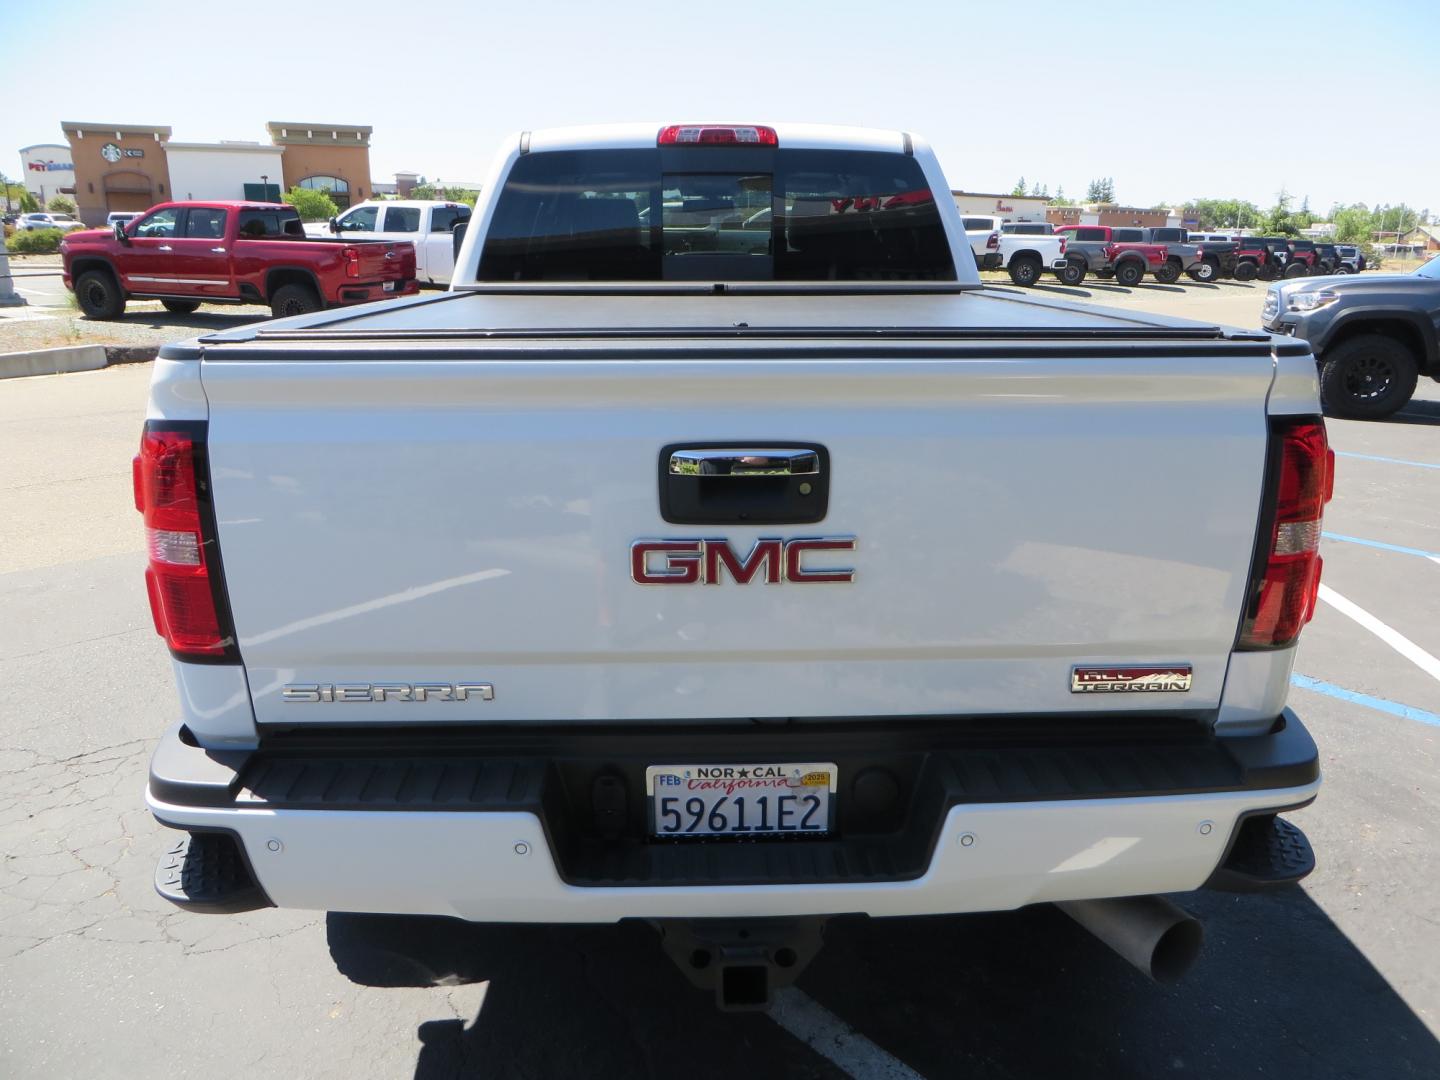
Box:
(0, 344), (158, 380)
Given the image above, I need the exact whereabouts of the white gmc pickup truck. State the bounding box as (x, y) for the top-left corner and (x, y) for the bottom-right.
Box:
(141, 123), (1330, 1008)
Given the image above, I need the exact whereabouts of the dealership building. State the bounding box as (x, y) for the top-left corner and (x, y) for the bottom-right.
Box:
(58, 121), (376, 225)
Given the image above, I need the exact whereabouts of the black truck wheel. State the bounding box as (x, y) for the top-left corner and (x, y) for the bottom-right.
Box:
(1233, 261), (1258, 281)
(1057, 260), (1087, 285)
(1320, 336), (1419, 420)
(1154, 260), (1182, 284)
(1284, 262), (1308, 278)
(1115, 260), (1144, 286)
(1188, 259), (1219, 283)
(1008, 255), (1042, 287)
(161, 299), (201, 314)
(270, 283), (322, 319)
(75, 269), (126, 320)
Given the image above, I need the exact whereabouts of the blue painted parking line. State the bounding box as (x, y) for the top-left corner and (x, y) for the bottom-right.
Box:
(1335, 451), (1440, 470)
(1322, 532), (1440, 560)
(1291, 673), (1440, 728)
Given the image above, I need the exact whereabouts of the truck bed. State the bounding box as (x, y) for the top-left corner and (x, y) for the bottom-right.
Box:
(190, 286), (1270, 343)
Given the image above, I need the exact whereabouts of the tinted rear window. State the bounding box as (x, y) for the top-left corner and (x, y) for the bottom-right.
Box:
(237, 209), (305, 238)
(1110, 229), (1144, 242)
(478, 148), (954, 282)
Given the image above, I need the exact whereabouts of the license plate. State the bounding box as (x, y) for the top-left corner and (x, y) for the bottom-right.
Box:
(646, 762), (836, 838)
(383, 280), (397, 292)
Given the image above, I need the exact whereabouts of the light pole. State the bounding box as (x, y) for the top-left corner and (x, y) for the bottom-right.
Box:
(260, 175), (269, 201)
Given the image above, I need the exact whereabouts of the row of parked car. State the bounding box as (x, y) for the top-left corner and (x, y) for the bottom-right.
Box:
(962, 215), (1368, 288)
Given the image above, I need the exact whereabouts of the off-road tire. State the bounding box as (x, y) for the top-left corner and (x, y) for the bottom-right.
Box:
(270, 283), (322, 319)
(1188, 259), (1219, 283)
(75, 269), (126, 320)
(1154, 260), (1182, 284)
(1319, 335), (1419, 420)
(1057, 260), (1087, 286)
(1008, 255), (1042, 287)
(1115, 260), (1144, 286)
(1284, 262), (1308, 278)
(161, 299), (201, 314)
(1233, 261), (1259, 281)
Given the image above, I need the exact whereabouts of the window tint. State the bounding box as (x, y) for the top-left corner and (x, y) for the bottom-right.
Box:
(962, 217), (995, 231)
(1074, 227), (1108, 241)
(430, 205), (470, 233)
(134, 208), (180, 238)
(184, 207), (228, 239)
(237, 209), (304, 238)
(478, 148), (954, 282)
(336, 205), (378, 232)
(1111, 228), (1144, 242)
(384, 206), (421, 233)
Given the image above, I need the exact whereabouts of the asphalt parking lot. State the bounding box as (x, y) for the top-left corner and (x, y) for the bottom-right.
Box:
(2, 282), (1438, 1079)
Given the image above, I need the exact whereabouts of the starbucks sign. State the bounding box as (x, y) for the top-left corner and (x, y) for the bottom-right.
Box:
(100, 143), (144, 163)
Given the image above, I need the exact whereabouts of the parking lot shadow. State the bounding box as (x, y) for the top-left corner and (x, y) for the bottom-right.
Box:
(326, 886), (1438, 1079)
(1389, 397), (1440, 427)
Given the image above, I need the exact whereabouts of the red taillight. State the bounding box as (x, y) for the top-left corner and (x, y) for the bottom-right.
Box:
(343, 245), (360, 278)
(1239, 418), (1333, 650)
(1059, 236), (1067, 254)
(657, 124), (778, 146)
(987, 232), (999, 250)
(133, 425), (232, 659)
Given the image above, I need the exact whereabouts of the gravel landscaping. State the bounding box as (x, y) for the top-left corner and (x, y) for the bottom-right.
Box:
(0, 303), (272, 353)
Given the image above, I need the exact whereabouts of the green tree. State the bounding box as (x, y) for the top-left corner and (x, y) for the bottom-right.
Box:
(47, 195), (77, 216)
(1183, 198), (1260, 231)
(1085, 177), (1116, 203)
(1050, 185), (1074, 207)
(18, 189), (40, 213)
(281, 186), (339, 222)
(1011, 176), (1027, 197)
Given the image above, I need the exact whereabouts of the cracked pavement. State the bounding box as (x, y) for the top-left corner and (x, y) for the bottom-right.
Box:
(3, 337), (1439, 1078)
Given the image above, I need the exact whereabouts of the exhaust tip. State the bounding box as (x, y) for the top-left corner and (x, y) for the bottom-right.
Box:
(1150, 916), (1204, 984)
(1058, 895), (1204, 985)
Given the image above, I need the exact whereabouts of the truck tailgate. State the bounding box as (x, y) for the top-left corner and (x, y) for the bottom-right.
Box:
(196, 296), (1277, 727)
(356, 241), (412, 281)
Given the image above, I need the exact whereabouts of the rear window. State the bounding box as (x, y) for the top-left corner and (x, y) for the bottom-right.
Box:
(962, 217), (997, 231)
(1072, 227), (1108, 242)
(237, 209), (305, 238)
(1002, 222), (1050, 235)
(430, 205), (470, 233)
(477, 148), (954, 282)
(1110, 229), (1144, 242)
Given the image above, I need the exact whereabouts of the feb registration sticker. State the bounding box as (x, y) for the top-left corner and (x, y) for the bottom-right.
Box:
(645, 762), (837, 838)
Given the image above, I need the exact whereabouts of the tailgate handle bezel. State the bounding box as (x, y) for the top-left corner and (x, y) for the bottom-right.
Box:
(669, 448), (820, 479)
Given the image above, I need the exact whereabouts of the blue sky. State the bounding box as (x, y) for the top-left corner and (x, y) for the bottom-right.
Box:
(5, 0), (1437, 214)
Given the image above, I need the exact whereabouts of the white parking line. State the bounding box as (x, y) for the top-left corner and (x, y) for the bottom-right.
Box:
(1318, 584), (1440, 683)
(767, 987), (926, 1079)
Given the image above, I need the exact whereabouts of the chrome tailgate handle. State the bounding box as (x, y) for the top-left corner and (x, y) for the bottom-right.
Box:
(669, 448), (820, 478)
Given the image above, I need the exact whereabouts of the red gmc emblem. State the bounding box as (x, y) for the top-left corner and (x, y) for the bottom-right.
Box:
(631, 538), (856, 585)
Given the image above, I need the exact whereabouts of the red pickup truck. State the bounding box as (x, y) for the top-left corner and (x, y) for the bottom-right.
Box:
(1054, 225), (1168, 286)
(60, 201), (418, 320)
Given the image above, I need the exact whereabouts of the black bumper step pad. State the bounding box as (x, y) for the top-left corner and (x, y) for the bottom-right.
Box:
(154, 832), (272, 913)
(150, 712), (1319, 890)
(1204, 813), (1316, 892)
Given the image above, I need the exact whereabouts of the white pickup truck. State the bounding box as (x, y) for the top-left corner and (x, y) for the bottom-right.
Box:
(961, 213), (1069, 286)
(142, 122), (1329, 1008)
(322, 199), (472, 285)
